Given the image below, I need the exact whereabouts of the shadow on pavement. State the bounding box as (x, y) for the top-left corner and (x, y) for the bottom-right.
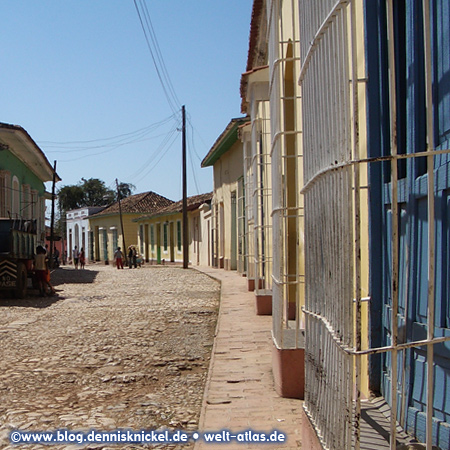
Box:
(50, 267), (99, 286)
(0, 267), (99, 308)
(0, 293), (61, 308)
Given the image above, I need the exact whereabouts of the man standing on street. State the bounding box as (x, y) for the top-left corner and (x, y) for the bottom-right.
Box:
(72, 246), (80, 269)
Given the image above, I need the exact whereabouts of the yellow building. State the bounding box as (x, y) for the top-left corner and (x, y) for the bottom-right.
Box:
(135, 193), (212, 266)
(241, 62), (273, 314)
(88, 191), (173, 263)
(201, 118), (248, 273)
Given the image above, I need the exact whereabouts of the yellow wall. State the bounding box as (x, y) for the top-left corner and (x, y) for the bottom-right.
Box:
(212, 139), (243, 270)
(89, 213), (141, 263)
(347, 0), (370, 398)
(136, 208), (211, 266)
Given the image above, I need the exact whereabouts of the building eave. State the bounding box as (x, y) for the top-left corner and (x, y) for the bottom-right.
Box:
(0, 122), (61, 183)
(201, 118), (249, 168)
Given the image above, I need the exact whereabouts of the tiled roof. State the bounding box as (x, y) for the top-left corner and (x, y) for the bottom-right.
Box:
(240, 0), (267, 113)
(91, 191), (174, 217)
(246, 0), (266, 72)
(136, 192), (213, 221)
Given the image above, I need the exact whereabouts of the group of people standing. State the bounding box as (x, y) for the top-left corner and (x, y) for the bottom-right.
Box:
(71, 246), (85, 269)
(113, 246), (139, 269)
(68, 245), (139, 270)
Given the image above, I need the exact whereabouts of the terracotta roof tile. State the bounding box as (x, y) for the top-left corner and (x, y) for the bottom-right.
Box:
(136, 192), (213, 220)
(91, 191), (174, 217)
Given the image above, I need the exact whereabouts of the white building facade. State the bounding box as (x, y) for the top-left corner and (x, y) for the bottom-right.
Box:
(66, 207), (104, 262)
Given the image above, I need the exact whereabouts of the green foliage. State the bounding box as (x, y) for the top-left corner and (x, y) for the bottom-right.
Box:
(80, 178), (115, 207)
(57, 178), (136, 212)
(56, 178), (135, 238)
(57, 184), (85, 211)
(116, 182), (136, 200)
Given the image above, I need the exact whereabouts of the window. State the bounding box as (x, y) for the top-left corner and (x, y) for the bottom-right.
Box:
(0, 171), (11, 217)
(150, 224), (155, 249)
(177, 221), (182, 252)
(139, 225), (144, 254)
(163, 223), (168, 252)
(112, 229), (118, 251)
(12, 176), (19, 217)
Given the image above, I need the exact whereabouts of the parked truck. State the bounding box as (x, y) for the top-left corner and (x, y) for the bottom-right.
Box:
(0, 218), (37, 298)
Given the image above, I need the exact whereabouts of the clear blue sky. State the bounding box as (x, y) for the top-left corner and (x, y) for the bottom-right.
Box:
(1, 1), (253, 202)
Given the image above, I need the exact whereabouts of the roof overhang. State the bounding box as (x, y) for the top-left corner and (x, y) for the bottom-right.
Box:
(240, 65), (269, 114)
(201, 117), (249, 168)
(0, 123), (61, 183)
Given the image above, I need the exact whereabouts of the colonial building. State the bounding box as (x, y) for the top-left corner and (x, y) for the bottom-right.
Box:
(201, 118), (248, 272)
(66, 206), (105, 262)
(88, 191), (173, 264)
(209, 0), (450, 448)
(0, 122), (59, 243)
(135, 192), (212, 266)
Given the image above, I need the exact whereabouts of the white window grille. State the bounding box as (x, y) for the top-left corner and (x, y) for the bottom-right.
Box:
(251, 99), (272, 294)
(268, 0), (304, 350)
(299, 1), (450, 449)
(242, 127), (255, 284)
(237, 176), (246, 275)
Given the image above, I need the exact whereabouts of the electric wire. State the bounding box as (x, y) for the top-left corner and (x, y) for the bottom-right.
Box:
(189, 142), (201, 195)
(137, 0), (181, 110)
(133, 0), (181, 116)
(187, 117), (206, 163)
(40, 114), (177, 152)
(133, 129), (180, 185)
(120, 117), (180, 184)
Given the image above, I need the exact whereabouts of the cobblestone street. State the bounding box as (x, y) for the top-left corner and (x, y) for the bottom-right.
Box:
(0, 265), (220, 450)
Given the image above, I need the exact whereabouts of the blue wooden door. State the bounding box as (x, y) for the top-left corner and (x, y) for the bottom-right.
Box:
(366, 0), (450, 447)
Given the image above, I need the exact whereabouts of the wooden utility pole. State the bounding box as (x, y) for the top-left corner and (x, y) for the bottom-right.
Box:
(182, 105), (188, 269)
(49, 160), (57, 268)
(116, 179), (127, 265)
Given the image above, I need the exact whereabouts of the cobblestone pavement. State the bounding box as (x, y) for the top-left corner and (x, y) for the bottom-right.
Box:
(0, 264), (220, 450)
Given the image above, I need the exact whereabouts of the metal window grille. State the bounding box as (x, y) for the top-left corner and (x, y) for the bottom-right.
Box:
(243, 129), (256, 282)
(251, 102), (273, 294)
(299, 1), (450, 449)
(237, 176), (246, 275)
(268, 0), (304, 350)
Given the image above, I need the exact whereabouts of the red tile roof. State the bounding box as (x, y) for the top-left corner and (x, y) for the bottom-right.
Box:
(136, 192), (213, 221)
(91, 191), (174, 217)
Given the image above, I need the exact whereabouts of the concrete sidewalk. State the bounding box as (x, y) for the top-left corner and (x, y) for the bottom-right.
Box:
(193, 267), (305, 450)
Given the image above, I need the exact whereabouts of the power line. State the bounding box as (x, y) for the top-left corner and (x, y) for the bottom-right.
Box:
(187, 117), (206, 163)
(126, 122), (181, 183)
(133, 131), (180, 184)
(133, 0), (181, 115)
(40, 114), (178, 152)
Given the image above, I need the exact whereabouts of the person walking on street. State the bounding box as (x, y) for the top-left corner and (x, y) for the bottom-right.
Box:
(79, 247), (86, 269)
(128, 246), (135, 269)
(114, 247), (124, 269)
(132, 246), (137, 269)
(72, 246), (80, 269)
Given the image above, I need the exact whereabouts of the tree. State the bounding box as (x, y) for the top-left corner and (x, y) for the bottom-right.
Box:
(57, 185), (85, 211)
(80, 178), (115, 207)
(57, 178), (136, 217)
(116, 182), (136, 201)
(57, 178), (118, 239)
